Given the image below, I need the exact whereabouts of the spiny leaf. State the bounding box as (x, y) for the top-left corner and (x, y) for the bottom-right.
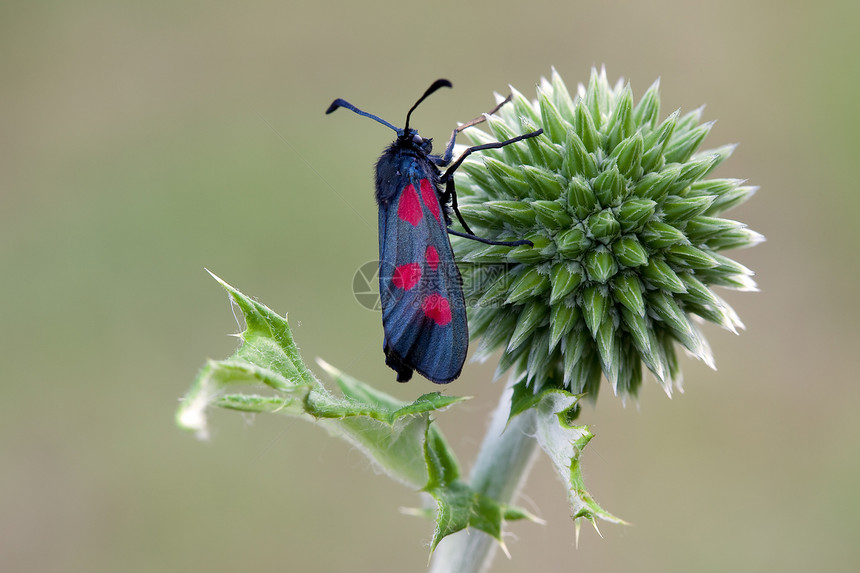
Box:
(524, 388), (627, 533)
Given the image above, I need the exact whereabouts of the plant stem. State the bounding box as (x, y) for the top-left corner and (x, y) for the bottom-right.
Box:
(428, 381), (540, 573)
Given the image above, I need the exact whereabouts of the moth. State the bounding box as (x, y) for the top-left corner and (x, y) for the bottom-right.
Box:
(326, 79), (542, 383)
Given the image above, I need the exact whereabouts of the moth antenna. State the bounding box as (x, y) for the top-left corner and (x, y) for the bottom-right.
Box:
(325, 98), (400, 134)
(404, 79), (453, 133)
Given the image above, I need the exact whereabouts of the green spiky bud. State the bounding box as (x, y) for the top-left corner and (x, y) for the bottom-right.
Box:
(453, 67), (762, 399)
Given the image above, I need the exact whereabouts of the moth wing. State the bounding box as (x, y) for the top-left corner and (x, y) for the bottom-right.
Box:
(378, 177), (467, 383)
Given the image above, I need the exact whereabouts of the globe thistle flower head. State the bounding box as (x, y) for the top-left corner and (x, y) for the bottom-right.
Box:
(454, 68), (763, 400)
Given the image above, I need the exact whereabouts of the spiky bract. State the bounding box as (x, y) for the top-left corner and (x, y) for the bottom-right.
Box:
(454, 68), (762, 398)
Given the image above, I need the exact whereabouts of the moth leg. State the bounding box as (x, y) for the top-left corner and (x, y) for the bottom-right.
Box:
(447, 227), (532, 247)
(441, 168), (533, 247)
(441, 129), (543, 247)
(437, 94), (514, 166)
(443, 176), (477, 236)
(445, 167), (531, 247)
(442, 129), (543, 181)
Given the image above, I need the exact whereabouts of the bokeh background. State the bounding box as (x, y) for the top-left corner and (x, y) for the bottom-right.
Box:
(3, 1), (859, 571)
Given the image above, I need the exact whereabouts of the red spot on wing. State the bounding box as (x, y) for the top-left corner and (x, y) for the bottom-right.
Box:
(392, 263), (422, 290)
(425, 245), (439, 270)
(422, 293), (452, 326)
(397, 184), (423, 226)
(419, 179), (441, 223)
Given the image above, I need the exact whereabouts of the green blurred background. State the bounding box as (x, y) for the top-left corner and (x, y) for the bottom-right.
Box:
(2, 1), (858, 571)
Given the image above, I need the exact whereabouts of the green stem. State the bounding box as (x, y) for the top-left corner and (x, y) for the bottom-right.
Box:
(428, 381), (540, 573)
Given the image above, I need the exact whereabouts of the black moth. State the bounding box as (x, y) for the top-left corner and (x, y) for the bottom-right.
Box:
(327, 79), (542, 383)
